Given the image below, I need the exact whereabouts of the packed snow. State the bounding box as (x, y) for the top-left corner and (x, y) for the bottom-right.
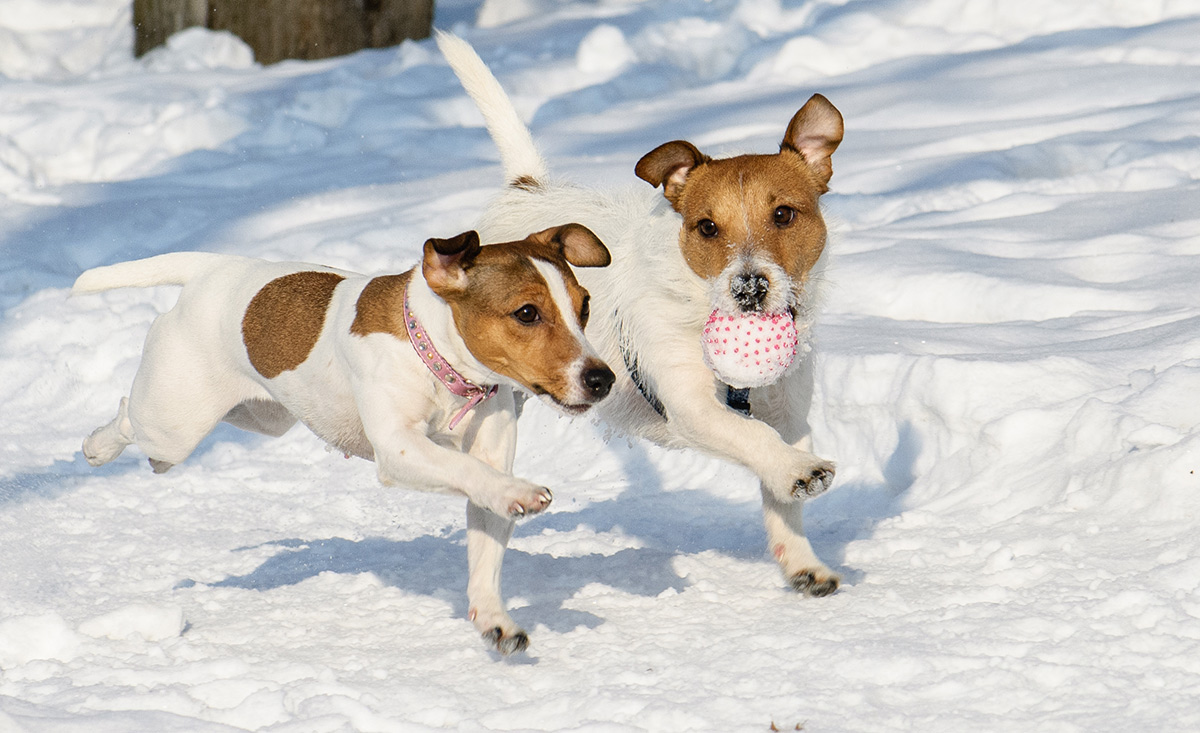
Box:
(3, 0), (1200, 730)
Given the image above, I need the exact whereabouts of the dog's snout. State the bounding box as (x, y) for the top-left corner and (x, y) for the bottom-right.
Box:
(732, 272), (771, 312)
(583, 365), (615, 400)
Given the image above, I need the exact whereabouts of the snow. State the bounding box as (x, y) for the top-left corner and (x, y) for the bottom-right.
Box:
(2, 0), (1200, 730)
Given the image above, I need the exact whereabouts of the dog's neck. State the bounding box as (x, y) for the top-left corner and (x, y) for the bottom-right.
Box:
(405, 274), (499, 389)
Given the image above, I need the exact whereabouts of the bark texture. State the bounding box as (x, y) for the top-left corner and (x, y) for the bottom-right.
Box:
(133, 0), (434, 63)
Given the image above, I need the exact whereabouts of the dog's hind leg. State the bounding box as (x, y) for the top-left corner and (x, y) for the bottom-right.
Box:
(120, 313), (259, 472)
(221, 399), (296, 437)
(83, 396), (136, 466)
(755, 359), (840, 596)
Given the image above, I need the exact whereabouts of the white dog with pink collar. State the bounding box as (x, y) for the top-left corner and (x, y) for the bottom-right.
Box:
(73, 225), (614, 654)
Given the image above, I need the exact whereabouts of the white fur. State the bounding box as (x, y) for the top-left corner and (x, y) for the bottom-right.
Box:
(74, 251), (597, 653)
(711, 253), (794, 316)
(439, 33), (841, 593)
(433, 31), (548, 183)
(530, 257), (603, 410)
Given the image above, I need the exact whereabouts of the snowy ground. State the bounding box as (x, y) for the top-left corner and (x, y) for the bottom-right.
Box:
(3, 0), (1200, 730)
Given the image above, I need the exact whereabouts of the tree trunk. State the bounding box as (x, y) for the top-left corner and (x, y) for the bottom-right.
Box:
(133, 0), (434, 64)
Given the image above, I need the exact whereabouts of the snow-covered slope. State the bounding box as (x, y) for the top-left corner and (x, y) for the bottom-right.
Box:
(2, 0), (1199, 730)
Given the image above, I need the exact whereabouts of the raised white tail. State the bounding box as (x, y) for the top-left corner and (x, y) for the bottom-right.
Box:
(72, 252), (237, 295)
(435, 31), (549, 184)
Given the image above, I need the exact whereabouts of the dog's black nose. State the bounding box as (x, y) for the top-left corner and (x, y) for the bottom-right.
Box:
(584, 366), (615, 400)
(732, 272), (770, 312)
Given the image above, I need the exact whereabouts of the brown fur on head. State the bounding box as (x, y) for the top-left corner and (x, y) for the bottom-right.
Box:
(635, 94), (844, 313)
(422, 225), (613, 411)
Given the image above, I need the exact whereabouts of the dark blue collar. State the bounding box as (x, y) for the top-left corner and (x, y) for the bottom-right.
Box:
(618, 319), (750, 419)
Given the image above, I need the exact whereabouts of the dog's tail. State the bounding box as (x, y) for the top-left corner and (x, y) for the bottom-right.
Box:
(435, 31), (549, 185)
(72, 252), (236, 295)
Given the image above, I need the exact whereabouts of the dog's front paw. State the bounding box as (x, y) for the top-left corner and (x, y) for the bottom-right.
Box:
(792, 463), (835, 499)
(506, 486), (553, 519)
(790, 569), (840, 597)
(482, 626), (530, 656)
(471, 606), (530, 656)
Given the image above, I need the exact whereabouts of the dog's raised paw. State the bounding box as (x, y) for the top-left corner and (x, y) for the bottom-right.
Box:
(483, 626), (529, 655)
(508, 487), (553, 518)
(792, 465), (834, 498)
(791, 571), (839, 597)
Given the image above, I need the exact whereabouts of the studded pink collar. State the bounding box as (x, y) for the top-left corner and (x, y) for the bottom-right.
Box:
(403, 285), (498, 430)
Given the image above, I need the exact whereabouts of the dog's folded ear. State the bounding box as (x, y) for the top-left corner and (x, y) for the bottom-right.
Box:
(531, 224), (611, 268)
(423, 230), (483, 291)
(781, 94), (844, 189)
(635, 140), (709, 208)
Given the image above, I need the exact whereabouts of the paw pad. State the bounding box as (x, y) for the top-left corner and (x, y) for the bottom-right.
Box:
(791, 571), (839, 597)
(483, 627), (529, 655)
(792, 467), (834, 498)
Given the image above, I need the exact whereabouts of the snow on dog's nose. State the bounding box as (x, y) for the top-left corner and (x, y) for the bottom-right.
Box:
(731, 270), (771, 313)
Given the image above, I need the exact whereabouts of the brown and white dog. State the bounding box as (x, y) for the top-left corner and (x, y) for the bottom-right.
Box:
(437, 33), (846, 596)
(73, 225), (614, 654)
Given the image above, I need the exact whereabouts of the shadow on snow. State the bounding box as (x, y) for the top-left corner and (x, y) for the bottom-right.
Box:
(177, 429), (917, 633)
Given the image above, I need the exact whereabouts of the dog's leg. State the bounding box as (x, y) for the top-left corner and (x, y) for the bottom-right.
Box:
(221, 399), (297, 437)
(119, 314), (254, 471)
(647, 350), (835, 503)
(754, 358), (840, 595)
(460, 392), (528, 654)
(357, 384), (552, 519)
(371, 435), (551, 518)
(466, 502), (525, 654)
(760, 483), (839, 596)
(82, 396), (136, 466)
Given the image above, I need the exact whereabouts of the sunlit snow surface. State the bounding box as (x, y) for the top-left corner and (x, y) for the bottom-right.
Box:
(2, 0), (1199, 730)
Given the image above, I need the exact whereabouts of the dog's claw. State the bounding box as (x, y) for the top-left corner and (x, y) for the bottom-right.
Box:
(483, 626), (529, 655)
(508, 487), (553, 519)
(791, 571), (839, 597)
(792, 466), (833, 498)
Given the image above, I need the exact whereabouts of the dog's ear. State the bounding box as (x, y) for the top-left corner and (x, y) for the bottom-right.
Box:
(635, 140), (709, 208)
(530, 223), (612, 268)
(422, 230), (482, 292)
(781, 94), (844, 190)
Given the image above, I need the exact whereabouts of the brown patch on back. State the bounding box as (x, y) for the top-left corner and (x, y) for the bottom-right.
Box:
(243, 271), (345, 379)
(350, 271), (414, 338)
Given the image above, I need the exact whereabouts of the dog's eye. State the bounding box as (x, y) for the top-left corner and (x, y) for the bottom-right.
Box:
(580, 295), (590, 328)
(513, 304), (540, 324)
(698, 219), (719, 238)
(773, 206), (795, 227)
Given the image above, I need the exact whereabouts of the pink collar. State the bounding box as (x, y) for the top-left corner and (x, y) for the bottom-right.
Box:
(403, 285), (498, 430)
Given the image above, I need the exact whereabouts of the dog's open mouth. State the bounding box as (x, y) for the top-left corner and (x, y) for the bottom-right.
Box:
(530, 384), (594, 416)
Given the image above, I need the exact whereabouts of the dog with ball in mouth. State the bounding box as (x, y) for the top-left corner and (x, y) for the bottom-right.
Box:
(439, 31), (844, 596)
